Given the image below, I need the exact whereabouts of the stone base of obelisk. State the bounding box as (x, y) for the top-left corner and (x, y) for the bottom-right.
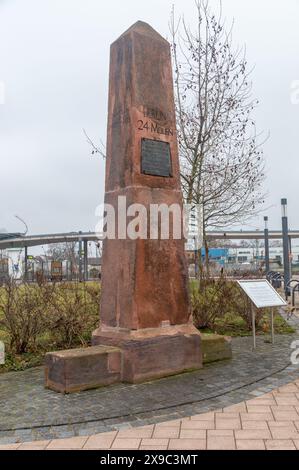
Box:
(92, 323), (202, 383)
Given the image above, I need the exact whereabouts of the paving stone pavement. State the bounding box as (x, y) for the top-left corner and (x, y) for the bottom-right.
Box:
(1, 380), (299, 450)
(0, 324), (299, 445)
(280, 309), (299, 330)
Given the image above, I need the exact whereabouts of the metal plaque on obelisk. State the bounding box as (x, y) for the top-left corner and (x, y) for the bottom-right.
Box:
(92, 21), (202, 382)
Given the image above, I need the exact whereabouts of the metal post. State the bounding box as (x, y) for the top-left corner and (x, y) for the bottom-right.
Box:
(289, 235), (292, 281)
(24, 246), (28, 282)
(281, 198), (290, 297)
(264, 216), (270, 274)
(271, 307), (275, 344)
(78, 232), (83, 282)
(84, 240), (88, 282)
(252, 304), (256, 349)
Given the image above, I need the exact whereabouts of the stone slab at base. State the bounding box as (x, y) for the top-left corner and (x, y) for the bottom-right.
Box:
(45, 345), (121, 393)
(92, 323), (202, 383)
(201, 334), (232, 364)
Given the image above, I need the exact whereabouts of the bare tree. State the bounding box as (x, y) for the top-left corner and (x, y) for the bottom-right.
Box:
(47, 242), (77, 263)
(170, 0), (266, 272)
(83, 128), (106, 159)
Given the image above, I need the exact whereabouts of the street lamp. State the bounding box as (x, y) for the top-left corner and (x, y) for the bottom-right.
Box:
(78, 231), (83, 282)
(281, 199), (291, 297)
(14, 215), (28, 235)
(264, 216), (270, 274)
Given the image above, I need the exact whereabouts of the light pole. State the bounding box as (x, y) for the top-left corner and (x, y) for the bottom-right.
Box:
(281, 198), (291, 297)
(255, 229), (259, 269)
(14, 215), (28, 235)
(264, 216), (270, 274)
(78, 231), (83, 282)
(84, 239), (88, 281)
(24, 246), (28, 282)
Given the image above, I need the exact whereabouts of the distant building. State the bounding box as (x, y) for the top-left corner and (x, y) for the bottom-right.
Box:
(186, 244), (299, 269)
(201, 248), (228, 266)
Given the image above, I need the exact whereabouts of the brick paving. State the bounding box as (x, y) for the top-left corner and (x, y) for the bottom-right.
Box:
(1, 380), (299, 450)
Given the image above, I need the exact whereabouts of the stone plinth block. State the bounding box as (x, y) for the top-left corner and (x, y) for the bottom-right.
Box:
(92, 324), (202, 383)
(201, 334), (232, 364)
(45, 346), (121, 393)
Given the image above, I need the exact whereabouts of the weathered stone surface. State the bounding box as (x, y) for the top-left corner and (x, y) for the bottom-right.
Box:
(201, 334), (232, 364)
(45, 346), (121, 393)
(98, 21), (190, 331)
(93, 323), (202, 383)
(92, 21), (203, 382)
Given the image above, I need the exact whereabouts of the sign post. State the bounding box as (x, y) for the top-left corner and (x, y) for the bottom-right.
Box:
(237, 279), (287, 349)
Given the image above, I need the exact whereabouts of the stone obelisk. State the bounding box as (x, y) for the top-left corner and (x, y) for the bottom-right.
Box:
(92, 21), (202, 382)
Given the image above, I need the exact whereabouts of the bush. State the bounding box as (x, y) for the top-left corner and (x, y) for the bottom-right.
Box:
(47, 282), (100, 348)
(191, 274), (266, 331)
(0, 280), (54, 353)
(0, 280), (100, 358)
(191, 276), (230, 329)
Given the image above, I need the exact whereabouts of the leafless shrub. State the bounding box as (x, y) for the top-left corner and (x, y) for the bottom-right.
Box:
(47, 282), (99, 348)
(191, 273), (265, 330)
(0, 280), (55, 353)
(0, 280), (100, 355)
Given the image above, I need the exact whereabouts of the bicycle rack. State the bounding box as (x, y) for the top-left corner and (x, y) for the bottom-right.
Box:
(266, 271), (276, 282)
(270, 272), (284, 289)
(289, 280), (299, 309)
(284, 278), (297, 299)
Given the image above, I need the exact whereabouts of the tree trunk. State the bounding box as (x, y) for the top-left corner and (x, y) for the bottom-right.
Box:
(203, 228), (210, 277)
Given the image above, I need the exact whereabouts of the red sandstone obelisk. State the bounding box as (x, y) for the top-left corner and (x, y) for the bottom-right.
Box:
(92, 21), (202, 382)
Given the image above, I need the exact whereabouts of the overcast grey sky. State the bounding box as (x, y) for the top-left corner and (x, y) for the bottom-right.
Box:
(0, 0), (298, 235)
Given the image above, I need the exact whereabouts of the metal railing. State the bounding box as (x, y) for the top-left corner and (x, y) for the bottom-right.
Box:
(267, 271), (299, 319)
